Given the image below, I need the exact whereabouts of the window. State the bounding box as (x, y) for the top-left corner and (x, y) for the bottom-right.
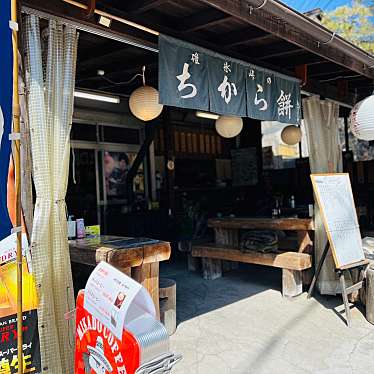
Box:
(261, 121), (308, 170)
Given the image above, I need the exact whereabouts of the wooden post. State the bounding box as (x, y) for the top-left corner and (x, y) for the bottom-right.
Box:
(159, 278), (176, 335)
(338, 270), (352, 328)
(132, 262), (160, 320)
(11, 1), (23, 372)
(297, 230), (314, 285)
(215, 228), (239, 272)
(162, 109), (175, 214)
(366, 265), (374, 325)
(202, 258), (222, 280)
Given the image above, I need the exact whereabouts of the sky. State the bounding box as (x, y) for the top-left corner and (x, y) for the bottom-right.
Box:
(282, 0), (369, 13)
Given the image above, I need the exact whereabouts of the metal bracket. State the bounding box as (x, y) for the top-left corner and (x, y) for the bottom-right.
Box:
(11, 226), (22, 234)
(9, 132), (21, 141)
(9, 20), (19, 31)
(317, 32), (336, 48)
(248, 0), (267, 14)
(322, 31), (336, 45)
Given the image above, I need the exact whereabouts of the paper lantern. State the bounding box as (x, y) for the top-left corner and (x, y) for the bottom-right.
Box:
(349, 95), (374, 141)
(129, 85), (163, 121)
(215, 115), (243, 138)
(281, 125), (302, 145)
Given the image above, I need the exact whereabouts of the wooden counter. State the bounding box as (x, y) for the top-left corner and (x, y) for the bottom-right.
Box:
(69, 235), (171, 318)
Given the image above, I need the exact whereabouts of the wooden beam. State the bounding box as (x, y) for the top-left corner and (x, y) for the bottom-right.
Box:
(192, 244), (312, 271)
(278, 54), (326, 68)
(24, 0), (363, 106)
(235, 42), (304, 60)
(78, 44), (132, 67)
(220, 28), (271, 47)
(198, 0), (374, 79)
(309, 67), (350, 79)
(208, 217), (314, 231)
(126, 122), (158, 203)
(254, 43), (304, 60)
(178, 8), (231, 32)
(77, 51), (157, 80)
(22, 0), (158, 51)
(123, 0), (170, 14)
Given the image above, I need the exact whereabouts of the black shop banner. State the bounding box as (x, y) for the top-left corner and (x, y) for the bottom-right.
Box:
(158, 34), (301, 124)
(0, 310), (41, 374)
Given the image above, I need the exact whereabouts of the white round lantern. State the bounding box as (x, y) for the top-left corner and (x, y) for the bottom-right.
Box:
(215, 115), (243, 138)
(129, 85), (163, 121)
(281, 125), (302, 145)
(349, 95), (374, 141)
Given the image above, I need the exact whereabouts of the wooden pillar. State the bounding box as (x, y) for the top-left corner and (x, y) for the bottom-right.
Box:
(366, 265), (374, 324)
(162, 109), (175, 214)
(215, 228), (239, 272)
(132, 262), (160, 320)
(159, 278), (177, 335)
(297, 230), (314, 285)
(202, 258), (222, 280)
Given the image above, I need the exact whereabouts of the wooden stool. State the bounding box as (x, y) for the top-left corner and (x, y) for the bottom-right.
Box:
(159, 278), (176, 335)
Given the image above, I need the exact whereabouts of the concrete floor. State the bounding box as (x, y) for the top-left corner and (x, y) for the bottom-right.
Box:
(161, 260), (374, 374)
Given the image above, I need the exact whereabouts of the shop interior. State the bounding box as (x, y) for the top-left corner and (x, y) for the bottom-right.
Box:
(66, 27), (374, 259)
(70, 31), (371, 246)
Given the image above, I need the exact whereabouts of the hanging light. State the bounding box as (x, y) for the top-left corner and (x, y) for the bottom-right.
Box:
(349, 95), (374, 141)
(215, 115), (243, 138)
(281, 125), (302, 145)
(129, 66), (163, 121)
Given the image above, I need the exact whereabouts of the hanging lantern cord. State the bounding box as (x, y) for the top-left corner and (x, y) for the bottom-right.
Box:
(95, 65), (147, 89)
(142, 65), (146, 86)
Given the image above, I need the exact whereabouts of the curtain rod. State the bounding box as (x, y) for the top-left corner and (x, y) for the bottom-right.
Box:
(62, 0), (160, 36)
(21, 5), (159, 53)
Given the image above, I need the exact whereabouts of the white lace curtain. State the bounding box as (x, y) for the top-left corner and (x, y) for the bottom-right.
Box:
(303, 95), (342, 295)
(24, 15), (78, 373)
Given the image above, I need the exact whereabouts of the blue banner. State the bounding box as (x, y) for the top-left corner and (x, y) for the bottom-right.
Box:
(0, 0), (13, 241)
(159, 35), (301, 124)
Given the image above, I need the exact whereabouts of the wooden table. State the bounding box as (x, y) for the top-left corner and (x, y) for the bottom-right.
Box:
(69, 236), (171, 319)
(208, 217), (314, 253)
(192, 217), (314, 297)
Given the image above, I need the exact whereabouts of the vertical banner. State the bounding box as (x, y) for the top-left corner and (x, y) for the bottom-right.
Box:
(246, 67), (275, 121)
(158, 35), (209, 111)
(0, 4), (41, 373)
(208, 57), (247, 117)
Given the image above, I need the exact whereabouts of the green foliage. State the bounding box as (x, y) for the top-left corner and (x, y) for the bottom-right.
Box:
(321, 0), (374, 55)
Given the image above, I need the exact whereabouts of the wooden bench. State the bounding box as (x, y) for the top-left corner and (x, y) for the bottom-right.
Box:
(192, 244), (312, 297)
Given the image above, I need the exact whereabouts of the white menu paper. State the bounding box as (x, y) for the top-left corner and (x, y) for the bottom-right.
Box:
(84, 261), (156, 339)
(311, 174), (365, 267)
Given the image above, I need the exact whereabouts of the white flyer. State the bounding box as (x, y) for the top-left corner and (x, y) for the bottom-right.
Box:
(84, 261), (155, 339)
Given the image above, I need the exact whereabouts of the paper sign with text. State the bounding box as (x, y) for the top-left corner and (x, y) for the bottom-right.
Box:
(84, 261), (155, 339)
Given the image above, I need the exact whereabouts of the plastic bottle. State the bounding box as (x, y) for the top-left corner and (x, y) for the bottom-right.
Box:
(290, 195), (295, 209)
(68, 215), (76, 239)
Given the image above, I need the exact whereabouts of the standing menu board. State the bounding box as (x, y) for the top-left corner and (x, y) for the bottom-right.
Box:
(311, 173), (365, 268)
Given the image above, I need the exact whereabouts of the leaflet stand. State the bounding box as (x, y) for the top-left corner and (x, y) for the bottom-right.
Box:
(308, 243), (369, 327)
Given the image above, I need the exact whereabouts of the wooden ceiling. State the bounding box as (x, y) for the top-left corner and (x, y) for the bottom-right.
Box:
(23, 0), (374, 103)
